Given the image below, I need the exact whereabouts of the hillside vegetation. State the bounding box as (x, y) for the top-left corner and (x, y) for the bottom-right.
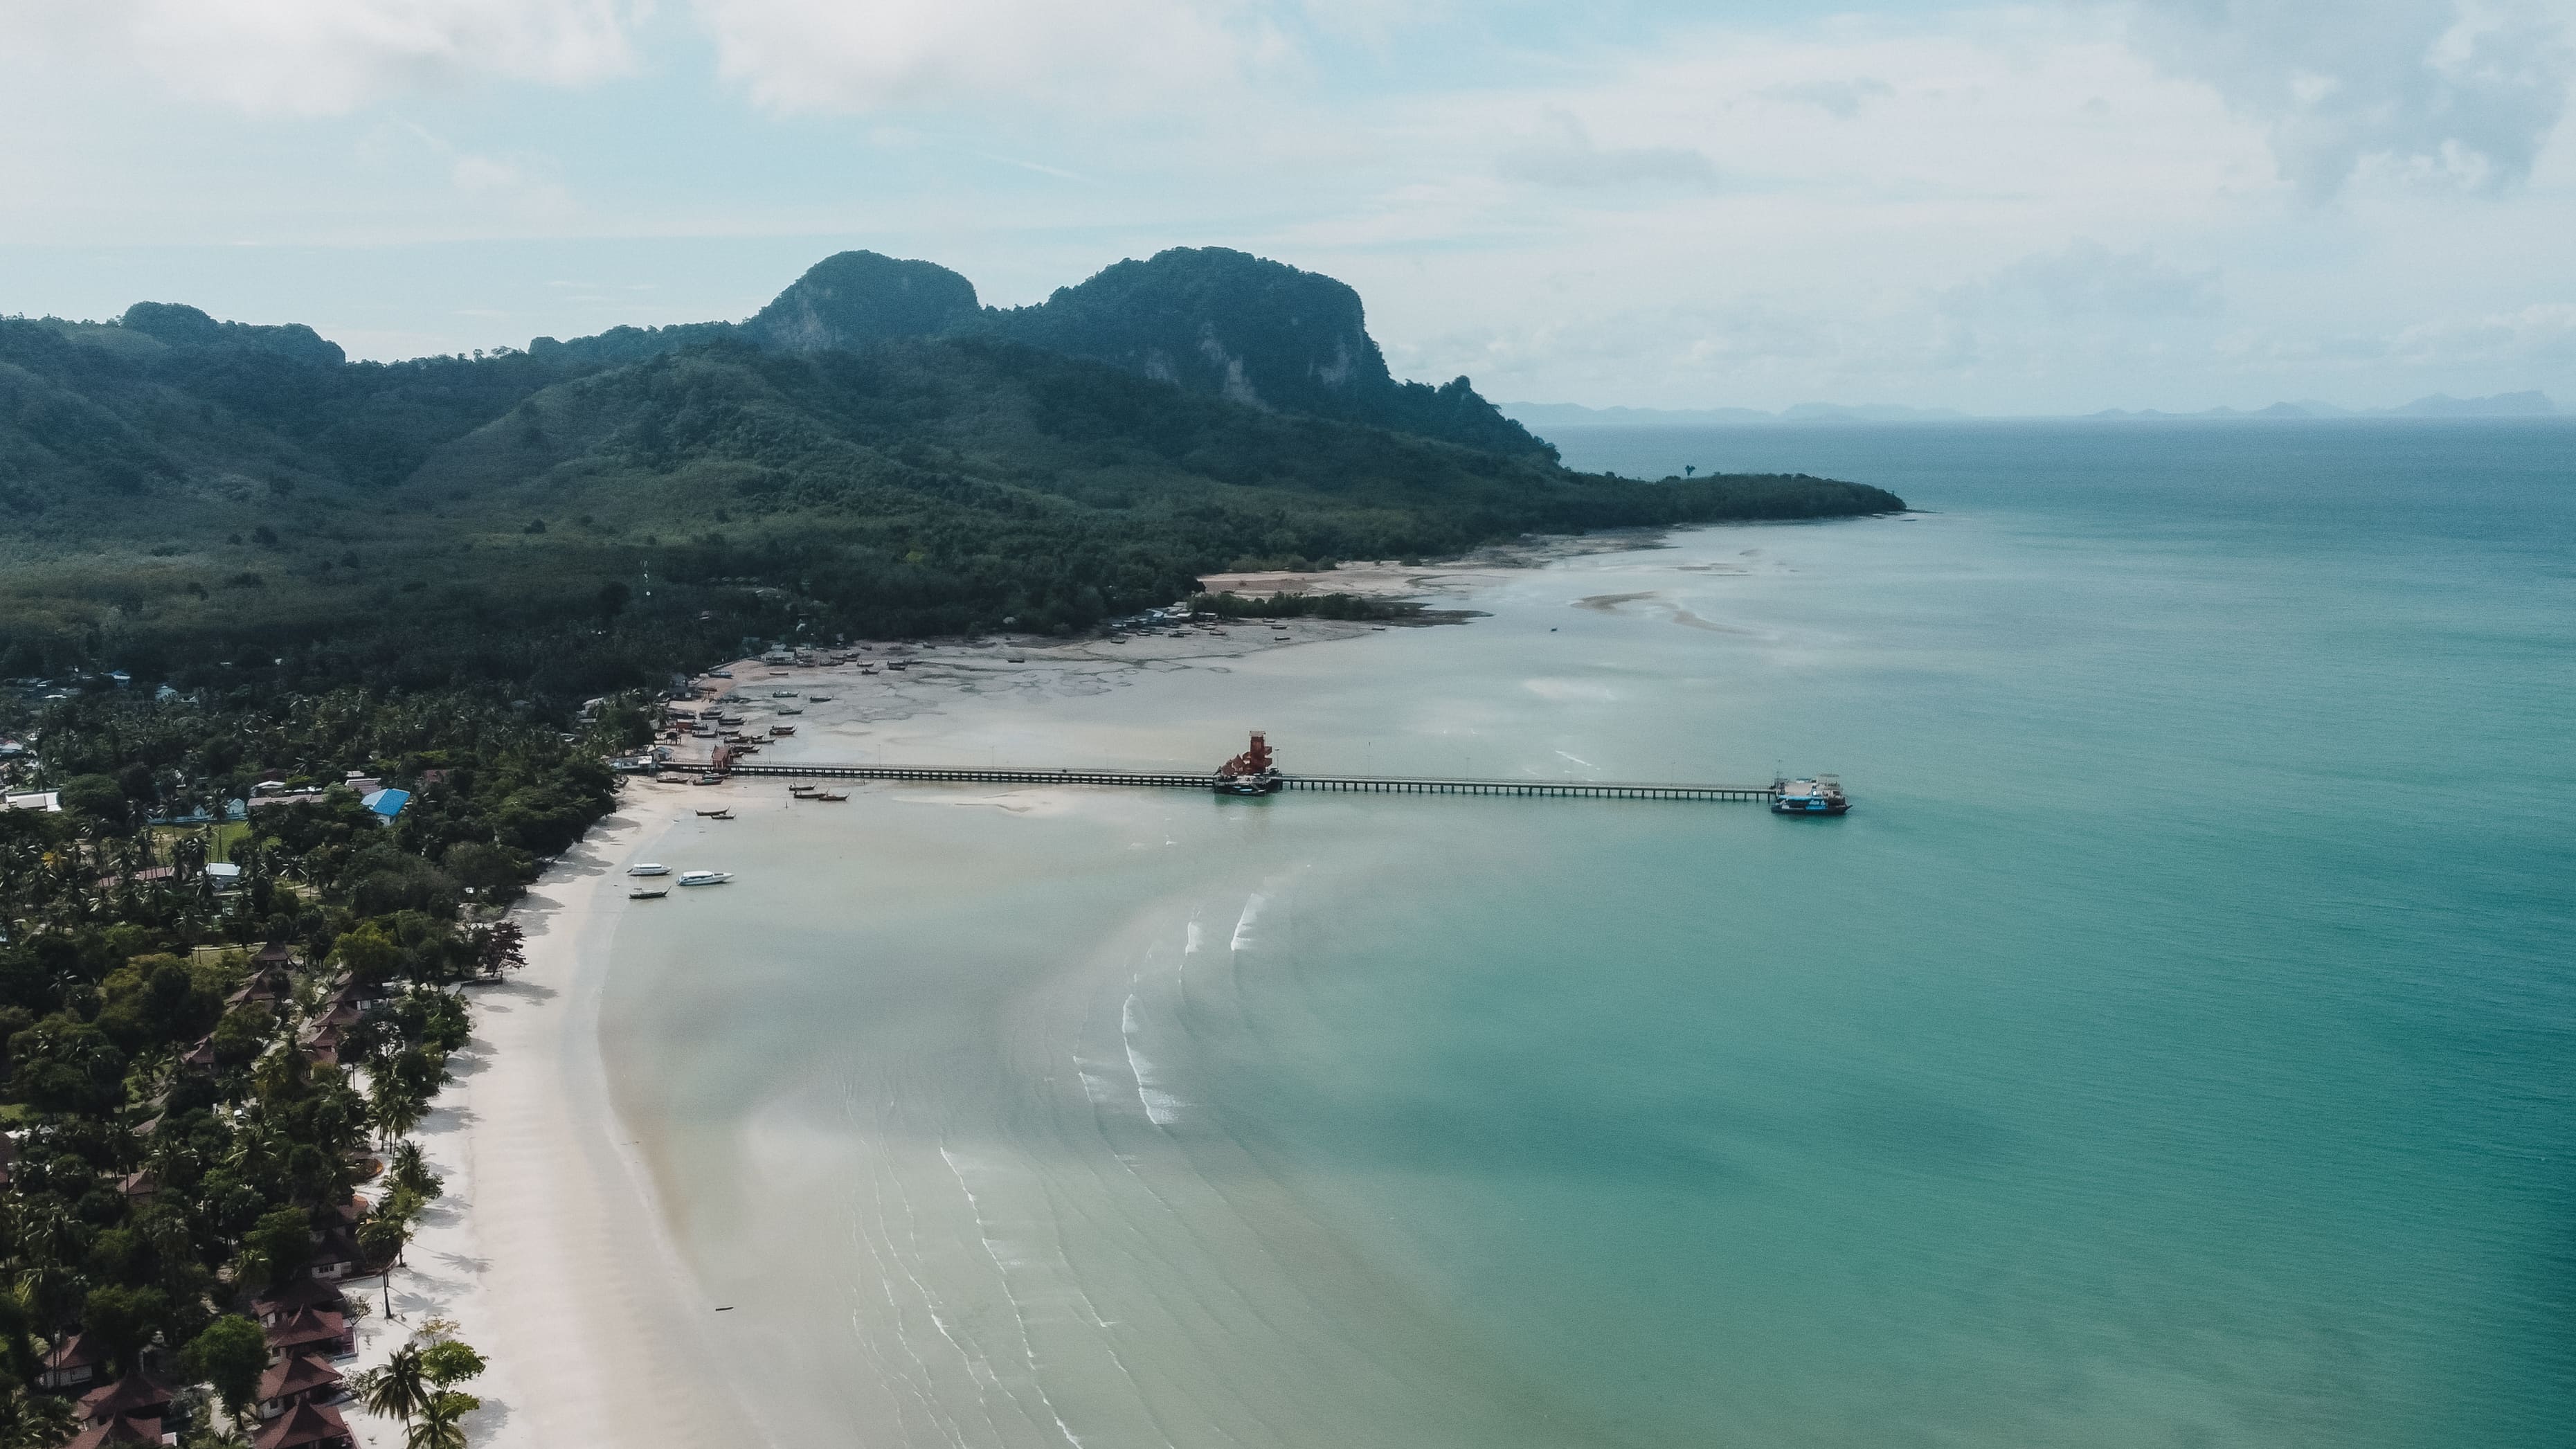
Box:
(1, 249), (1902, 696)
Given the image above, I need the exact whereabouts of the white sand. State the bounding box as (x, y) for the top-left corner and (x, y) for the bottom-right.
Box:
(341, 784), (750, 1448)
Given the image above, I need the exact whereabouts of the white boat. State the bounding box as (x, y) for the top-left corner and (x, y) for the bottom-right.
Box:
(627, 863), (671, 876)
(677, 870), (731, 887)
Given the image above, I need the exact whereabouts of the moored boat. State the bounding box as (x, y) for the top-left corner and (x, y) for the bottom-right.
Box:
(1770, 775), (1850, 816)
(678, 870), (730, 886)
(627, 863), (671, 876)
(696, 807), (734, 819)
(810, 791), (849, 802)
(628, 887), (669, 900)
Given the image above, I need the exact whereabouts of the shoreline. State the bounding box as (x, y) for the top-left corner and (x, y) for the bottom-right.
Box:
(344, 782), (752, 1448)
(395, 527), (1688, 1448)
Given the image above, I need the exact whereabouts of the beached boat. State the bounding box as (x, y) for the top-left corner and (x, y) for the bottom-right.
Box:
(807, 694), (832, 701)
(677, 870), (730, 886)
(627, 863), (671, 876)
(770, 725), (796, 736)
(777, 707), (802, 715)
(809, 791), (849, 802)
(628, 888), (669, 900)
(696, 808), (734, 819)
(773, 689), (799, 697)
(788, 784), (817, 795)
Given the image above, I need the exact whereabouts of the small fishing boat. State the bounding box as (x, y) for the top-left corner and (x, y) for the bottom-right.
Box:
(678, 870), (730, 887)
(696, 807), (734, 819)
(692, 774), (723, 786)
(777, 707), (802, 716)
(773, 689), (800, 697)
(628, 888), (669, 900)
(627, 863), (671, 876)
(770, 725), (795, 736)
(809, 791), (849, 802)
(788, 784), (817, 795)
(807, 694), (832, 702)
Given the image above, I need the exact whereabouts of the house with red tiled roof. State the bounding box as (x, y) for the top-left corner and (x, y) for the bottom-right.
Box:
(64, 1412), (170, 1448)
(75, 1367), (176, 1428)
(250, 1276), (348, 1327)
(262, 1306), (352, 1365)
(255, 1352), (343, 1421)
(37, 1331), (101, 1390)
(251, 1400), (354, 1449)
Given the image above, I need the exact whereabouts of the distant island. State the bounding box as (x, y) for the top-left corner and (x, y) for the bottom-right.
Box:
(0, 246), (1902, 695)
(1506, 392), (2561, 427)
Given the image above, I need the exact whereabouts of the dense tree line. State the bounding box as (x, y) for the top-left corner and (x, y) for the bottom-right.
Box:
(0, 685), (629, 1440)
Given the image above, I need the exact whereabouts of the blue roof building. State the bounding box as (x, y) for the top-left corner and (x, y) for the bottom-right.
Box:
(361, 788), (411, 823)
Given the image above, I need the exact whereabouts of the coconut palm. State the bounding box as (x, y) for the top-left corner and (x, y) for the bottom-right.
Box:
(356, 1340), (431, 1428)
(404, 1389), (478, 1449)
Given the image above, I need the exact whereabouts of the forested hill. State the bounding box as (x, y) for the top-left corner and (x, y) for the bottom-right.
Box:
(0, 285), (1902, 697)
(535, 246), (1555, 458)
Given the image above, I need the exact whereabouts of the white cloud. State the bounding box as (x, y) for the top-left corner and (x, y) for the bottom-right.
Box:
(1762, 78), (1895, 119)
(1496, 110), (1720, 191)
(687, 0), (1286, 114)
(0, 0), (640, 116)
(2127, 0), (2576, 197)
(1948, 240), (2222, 318)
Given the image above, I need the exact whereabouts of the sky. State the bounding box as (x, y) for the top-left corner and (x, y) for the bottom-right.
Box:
(1, 0), (2571, 414)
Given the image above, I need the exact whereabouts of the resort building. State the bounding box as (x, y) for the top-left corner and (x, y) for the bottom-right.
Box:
(254, 1353), (345, 1421)
(251, 1401), (354, 1449)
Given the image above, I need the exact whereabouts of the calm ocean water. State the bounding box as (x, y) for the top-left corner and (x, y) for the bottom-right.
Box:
(600, 420), (2574, 1448)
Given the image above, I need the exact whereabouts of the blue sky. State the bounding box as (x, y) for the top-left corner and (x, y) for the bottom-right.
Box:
(3, 0), (2571, 413)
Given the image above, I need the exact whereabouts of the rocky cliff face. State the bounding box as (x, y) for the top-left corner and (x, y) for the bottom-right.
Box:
(119, 302), (345, 368)
(975, 248), (1552, 458)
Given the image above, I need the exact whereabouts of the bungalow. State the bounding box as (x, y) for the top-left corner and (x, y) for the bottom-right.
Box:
(254, 1352), (344, 1421)
(251, 1401), (354, 1449)
(37, 1331), (101, 1390)
(64, 1413), (172, 1448)
(250, 1277), (348, 1329)
(262, 1307), (353, 1365)
(307, 1225), (364, 1283)
(77, 1367), (177, 1428)
(117, 1169), (158, 1200)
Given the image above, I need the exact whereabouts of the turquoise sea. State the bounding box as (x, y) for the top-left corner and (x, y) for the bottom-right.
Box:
(600, 420), (2574, 1448)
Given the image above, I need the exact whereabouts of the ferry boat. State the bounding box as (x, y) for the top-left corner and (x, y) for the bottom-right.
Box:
(1771, 775), (1849, 816)
(677, 870), (731, 887)
(627, 863), (671, 876)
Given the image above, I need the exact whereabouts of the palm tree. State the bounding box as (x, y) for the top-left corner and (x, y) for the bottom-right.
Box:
(357, 1210), (413, 1320)
(404, 1390), (478, 1449)
(356, 1341), (431, 1429)
(0, 1386), (77, 1448)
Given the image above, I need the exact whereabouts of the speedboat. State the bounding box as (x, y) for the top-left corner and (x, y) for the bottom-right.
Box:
(627, 863), (671, 876)
(678, 870), (731, 887)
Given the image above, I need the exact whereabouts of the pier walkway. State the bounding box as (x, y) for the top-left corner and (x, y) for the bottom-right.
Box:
(721, 760), (1779, 803)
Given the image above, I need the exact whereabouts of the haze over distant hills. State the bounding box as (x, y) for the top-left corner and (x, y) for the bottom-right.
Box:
(1505, 393), (2561, 427)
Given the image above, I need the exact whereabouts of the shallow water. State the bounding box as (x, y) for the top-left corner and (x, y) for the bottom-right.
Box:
(598, 420), (2575, 1448)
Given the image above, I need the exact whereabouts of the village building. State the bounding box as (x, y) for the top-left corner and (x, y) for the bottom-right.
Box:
(251, 1400), (354, 1449)
(254, 1352), (344, 1421)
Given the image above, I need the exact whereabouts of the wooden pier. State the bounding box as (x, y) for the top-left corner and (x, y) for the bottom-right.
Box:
(722, 761), (1781, 803)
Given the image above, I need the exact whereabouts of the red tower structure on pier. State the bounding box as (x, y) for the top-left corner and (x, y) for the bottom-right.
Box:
(1214, 731), (1283, 794)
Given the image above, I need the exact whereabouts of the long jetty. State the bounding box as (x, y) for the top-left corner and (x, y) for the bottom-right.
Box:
(721, 760), (1780, 802)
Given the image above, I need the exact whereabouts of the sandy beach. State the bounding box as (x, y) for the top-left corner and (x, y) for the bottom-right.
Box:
(337, 780), (749, 1448)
